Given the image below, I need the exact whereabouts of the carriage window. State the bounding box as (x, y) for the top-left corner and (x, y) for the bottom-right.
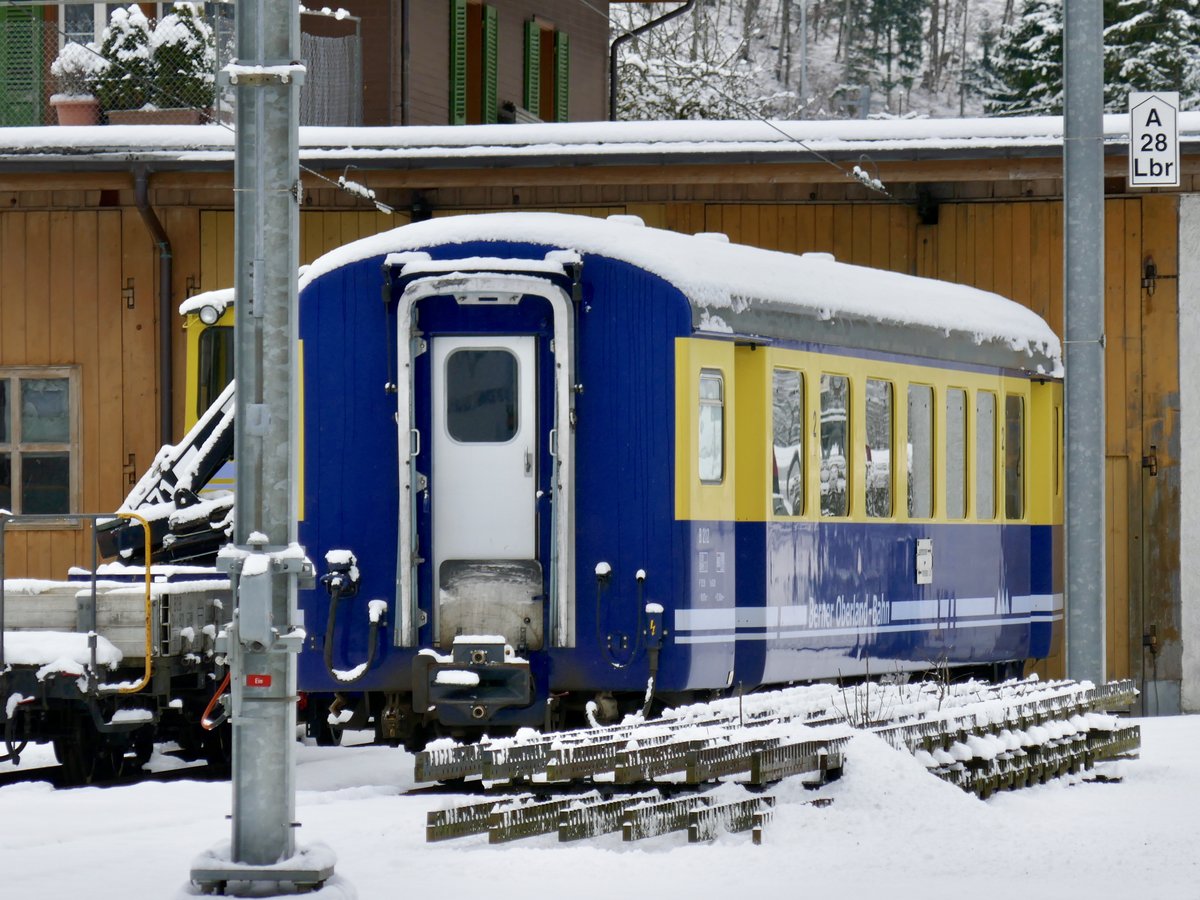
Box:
(976, 391), (996, 519)
(865, 379), (892, 517)
(946, 388), (967, 519)
(771, 369), (805, 516)
(907, 385), (933, 518)
(820, 374), (849, 517)
(699, 370), (725, 483)
(1005, 394), (1025, 519)
(445, 349), (518, 442)
(197, 325), (234, 420)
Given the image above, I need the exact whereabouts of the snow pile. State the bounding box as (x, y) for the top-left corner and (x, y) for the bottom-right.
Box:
(1, 717), (1193, 897)
(1, 631), (122, 669)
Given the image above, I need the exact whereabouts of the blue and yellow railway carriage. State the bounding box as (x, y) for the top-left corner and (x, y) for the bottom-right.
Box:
(288, 212), (1062, 741)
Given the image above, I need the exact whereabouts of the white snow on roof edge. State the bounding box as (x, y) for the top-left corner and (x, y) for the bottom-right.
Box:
(7, 112), (1200, 160)
(298, 212), (1062, 370)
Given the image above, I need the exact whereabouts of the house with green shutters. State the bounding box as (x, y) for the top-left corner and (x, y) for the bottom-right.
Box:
(0, 0), (624, 126)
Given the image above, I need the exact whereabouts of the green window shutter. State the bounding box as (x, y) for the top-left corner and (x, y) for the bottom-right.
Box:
(554, 31), (569, 122)
(449, 0), (468, 125)
(482, 5), (498, 124)
(0, 7), (44, 127)
(523, 18), (540, 116)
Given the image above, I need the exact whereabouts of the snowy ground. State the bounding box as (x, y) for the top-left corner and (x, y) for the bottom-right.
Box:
(1, 716), (1195, 899)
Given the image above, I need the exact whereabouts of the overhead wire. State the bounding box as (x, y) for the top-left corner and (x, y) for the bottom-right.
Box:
(581, 0), (891, 196)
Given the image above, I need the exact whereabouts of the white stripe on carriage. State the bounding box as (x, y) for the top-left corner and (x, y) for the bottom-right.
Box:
(678, 598), (1064, 634)
(1013, 593), (1063, 613)
(673, 613), (1064, 644)
(730, 606), (811, 628)
(883, 594), (1065, 622)
(890, 596), (998, 620)
(675, 606), (815, 630)
(673, 608), (737, 631)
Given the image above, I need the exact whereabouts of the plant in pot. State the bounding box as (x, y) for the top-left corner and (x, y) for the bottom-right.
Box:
(94, 4), (154, 124)
(49, 41), (108, 125)
(150, 3), (217, 123)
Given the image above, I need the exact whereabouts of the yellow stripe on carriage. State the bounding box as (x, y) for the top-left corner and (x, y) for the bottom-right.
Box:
(674, 336), (1062, 527)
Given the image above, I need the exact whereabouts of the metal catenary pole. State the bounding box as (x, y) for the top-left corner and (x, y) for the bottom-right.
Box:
(229, 0), (304, 870)
(191, 0), (333, 890)
(1063, 0), (1106, 684)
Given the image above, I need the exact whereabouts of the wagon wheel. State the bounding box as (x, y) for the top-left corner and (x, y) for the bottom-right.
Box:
(1, 738), (28, 763)
(54, 720), (114, 786)
(132, 727), (155, 768)
(107, 743), (131, 780)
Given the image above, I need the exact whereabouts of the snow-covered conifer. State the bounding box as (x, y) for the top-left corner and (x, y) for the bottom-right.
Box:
(95, 4), (154, 113)
(151, 2), (216, 110)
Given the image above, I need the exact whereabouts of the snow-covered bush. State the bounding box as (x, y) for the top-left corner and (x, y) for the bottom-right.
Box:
(151, 2), (216, 109)
(49, 41), (108, 100)
(94, 5), (154, 112)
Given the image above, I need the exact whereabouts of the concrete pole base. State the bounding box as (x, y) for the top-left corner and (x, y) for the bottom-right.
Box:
(188, 841), (340, 897)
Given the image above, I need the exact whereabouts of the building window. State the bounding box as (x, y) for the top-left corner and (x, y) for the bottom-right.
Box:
(819, 373), (849, 517)
(772, 368), (803, 516)
(450, 0), (498, 125)
(698, 370), (724, 484)
(0, 368), (79, 515)
(524, 17), (569, 122)
(63, 4), (99, 44)
(62, 4), (170, 47)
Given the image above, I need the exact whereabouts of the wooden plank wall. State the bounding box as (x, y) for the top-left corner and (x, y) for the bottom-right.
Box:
(7, 195), (1167, 689)
(1138, 195), (1182, 699)
(907, 197), (1174, 685)
(0, 208), (153, 578)
(199, 209), (404, 291)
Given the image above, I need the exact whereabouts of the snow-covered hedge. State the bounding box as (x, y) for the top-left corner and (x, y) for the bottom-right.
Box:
(49, 41), (109, 100)
(93, 3), (216, 114)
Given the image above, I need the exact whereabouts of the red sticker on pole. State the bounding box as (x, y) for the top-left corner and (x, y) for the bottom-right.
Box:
(246, 674), (272, 688)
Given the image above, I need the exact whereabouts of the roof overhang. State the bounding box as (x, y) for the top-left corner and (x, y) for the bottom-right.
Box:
(1, 115), (1198, 183)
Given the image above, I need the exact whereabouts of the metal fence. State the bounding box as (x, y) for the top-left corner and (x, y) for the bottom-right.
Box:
(0, 5), (361, 128)
(300, 29), (363, 128)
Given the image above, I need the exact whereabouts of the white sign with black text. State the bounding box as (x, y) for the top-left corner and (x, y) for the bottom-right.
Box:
(1129, 91), (1180, 188)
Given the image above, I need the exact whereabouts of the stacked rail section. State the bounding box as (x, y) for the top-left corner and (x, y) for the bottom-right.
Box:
(417, 677), (1139, 844)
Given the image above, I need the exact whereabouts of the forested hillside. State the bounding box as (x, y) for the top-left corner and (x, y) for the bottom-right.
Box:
(610, 0), (1200, 120)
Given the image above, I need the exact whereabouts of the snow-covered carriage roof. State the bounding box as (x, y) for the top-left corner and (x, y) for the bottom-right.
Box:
(300, 212), (1062, 376)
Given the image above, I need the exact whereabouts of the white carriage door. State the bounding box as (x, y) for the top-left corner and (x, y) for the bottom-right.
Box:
(430, 336), (542, 648)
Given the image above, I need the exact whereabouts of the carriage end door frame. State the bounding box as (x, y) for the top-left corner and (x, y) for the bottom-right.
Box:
(393, 270), (575, 649)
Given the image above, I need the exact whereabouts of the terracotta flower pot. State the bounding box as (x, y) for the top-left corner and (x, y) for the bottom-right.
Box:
(51, 95), (100, 126)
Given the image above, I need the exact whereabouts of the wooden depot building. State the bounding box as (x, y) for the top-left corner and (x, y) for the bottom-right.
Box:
(0, 115), (1198, 714)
